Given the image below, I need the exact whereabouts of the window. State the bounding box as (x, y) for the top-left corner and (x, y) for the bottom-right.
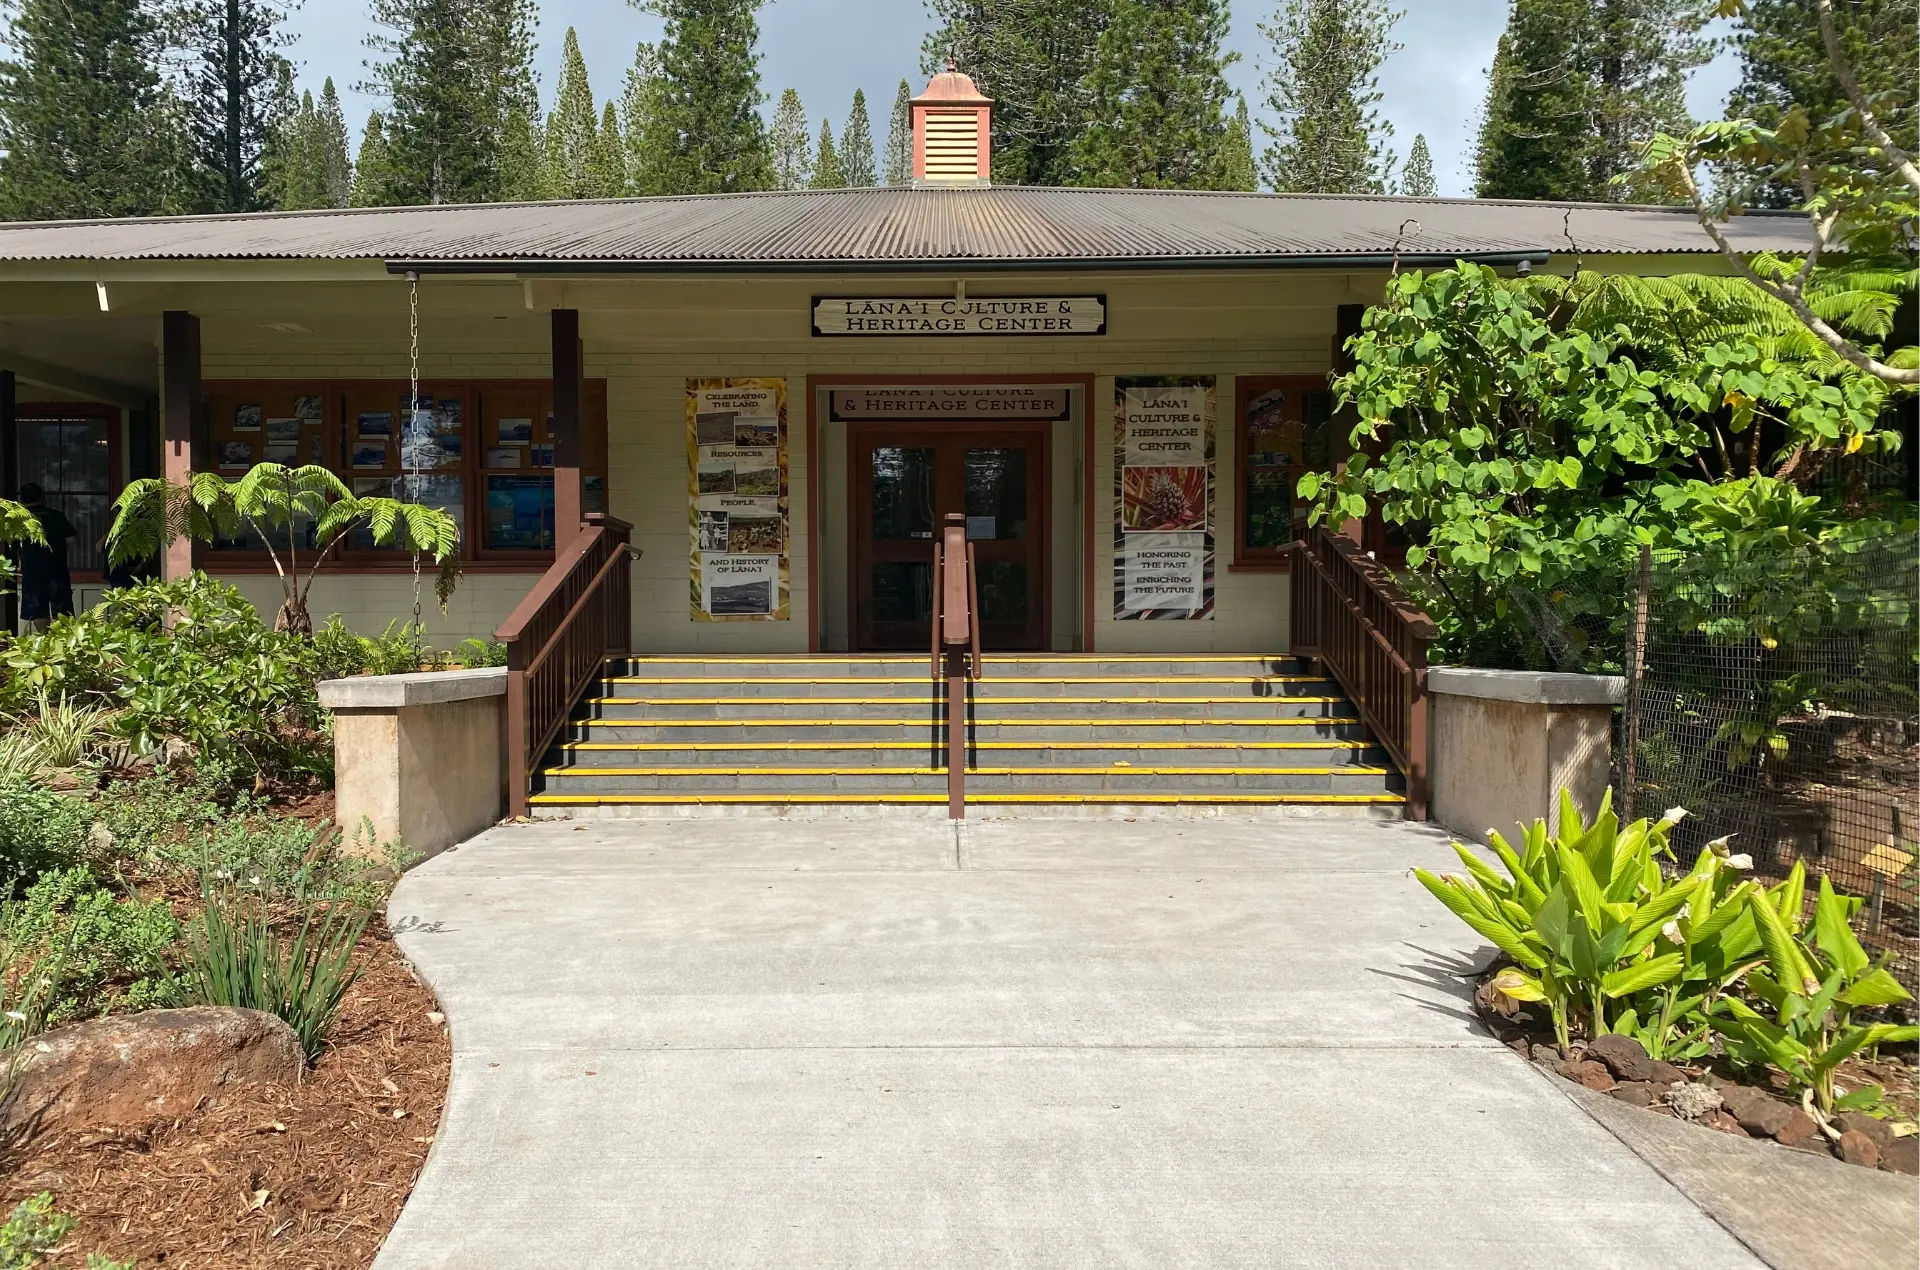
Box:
(200, 378), (608, 569)
(15, 402), (118, 576)
(1233, 376), (1335, 568)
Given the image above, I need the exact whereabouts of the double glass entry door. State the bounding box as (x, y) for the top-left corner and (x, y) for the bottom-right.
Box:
(853, 425), (1048, 651)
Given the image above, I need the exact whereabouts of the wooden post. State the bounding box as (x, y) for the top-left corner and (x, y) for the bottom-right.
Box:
(551, 308), (584, 555)
(942, 513), (970, 820)
(1, 370), (15, 631)
(161, 312), (201, 582)
(1332, 303), (1366, 545)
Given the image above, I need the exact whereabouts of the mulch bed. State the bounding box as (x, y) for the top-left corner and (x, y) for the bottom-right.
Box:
(0, 920), (449, 1268)
(1473, 970), (1920, 1174)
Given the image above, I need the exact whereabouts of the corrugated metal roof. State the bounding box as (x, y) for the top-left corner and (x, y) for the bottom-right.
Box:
(0, 186), (1808, 268)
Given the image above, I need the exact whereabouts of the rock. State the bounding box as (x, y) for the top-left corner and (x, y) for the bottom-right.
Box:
(1879, 1136), (1918, 1175)
(1647, 1060), (1687, 1086)
(1503, 1035), (1531, 1057)
(1831, 1112), (1895, 1152)
(1664, 1081), (1724, 1121)
(1610, 1081), (1656, 1107)
(1703, 1110), (1751, 1137)
(1587, 1034), (1655, 1083)
(1836, 1129), (1881, 1169)
(1718, 1084), (1795, 1137)
(1531, 1043), (1563, 1066)
(0, 1007), (304, 1141)
(1558, 1059), (1616, 1091)
(1773, 1110), (1822, 1148)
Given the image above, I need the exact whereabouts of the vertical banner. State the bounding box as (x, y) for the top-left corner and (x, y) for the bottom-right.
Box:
(1114, 376), (1214, 619)
(688, 378), (790, 621)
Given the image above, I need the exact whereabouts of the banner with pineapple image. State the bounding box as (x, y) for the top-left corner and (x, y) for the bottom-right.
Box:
(688, 377), (790, 621)
(1113, 375), (1214, 619)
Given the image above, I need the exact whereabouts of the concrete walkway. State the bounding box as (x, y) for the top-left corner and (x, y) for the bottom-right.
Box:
(378, 816), (1760, 1269)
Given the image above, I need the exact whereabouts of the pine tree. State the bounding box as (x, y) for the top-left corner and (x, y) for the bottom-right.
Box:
(1220, 96), (1257, 190)
(1727, 0), (1917, 208)
(1069, 0), (1237, 189)
(811, 119), (843, 188)
(884, 77), (913, 185)
(769, 88), (812, 190)
(266, 90), (329, 209)
(1475, 0), (1707, 202)
(1401, 132), (1436, 196)
(314, 79), (354, 208)
(636, 0), (772, 195)
(1259, 0), (1402, 194)
(594, 101), (627, 196)
(544, 28), (602, 199)
(0, 0), (187, 219)
(180, 0), (293, 213)
(498, 105), (545, 199)
(922, 0), (1115, 186)
(365, 0), (540, 205)
(258, 59), (304, 209)
(350, 110), (394, 207)
(841, 89), (877, 187)
(621, 42), (661, 192)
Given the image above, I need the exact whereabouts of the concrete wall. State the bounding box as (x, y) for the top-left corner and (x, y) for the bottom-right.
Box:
(320, 669), (506, 861)
(1428, 669), (1624, 844)
(83, 268), (1374, 650)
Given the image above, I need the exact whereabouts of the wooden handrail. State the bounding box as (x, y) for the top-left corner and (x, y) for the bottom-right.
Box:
(1288, 527), (1435, 819)
(933, 512), (983, 818)
(497, 513), (636, 818)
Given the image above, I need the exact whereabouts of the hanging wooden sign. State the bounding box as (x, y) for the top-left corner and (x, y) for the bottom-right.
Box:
(812, 296), (1107, 337)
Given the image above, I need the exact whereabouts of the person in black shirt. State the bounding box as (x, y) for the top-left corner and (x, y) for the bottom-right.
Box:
(16, 482), (75, 630)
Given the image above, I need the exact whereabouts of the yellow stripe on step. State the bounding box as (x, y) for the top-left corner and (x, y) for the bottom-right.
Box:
(585, 696), (1348, 707)
(558, 739), (1375, 751)
(527, 791), (1403, 806)
(540, 766), (1390, 777)
(603, 675), (1328, 686)
(573, 716), (1365, 728)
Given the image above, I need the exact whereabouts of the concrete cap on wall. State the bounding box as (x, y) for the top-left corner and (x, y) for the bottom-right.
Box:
(1427, 667), (1626, 706)
(317, 667), (508, 710)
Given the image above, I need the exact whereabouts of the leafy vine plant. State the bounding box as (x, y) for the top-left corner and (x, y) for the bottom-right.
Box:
(107, 464), (462, 638)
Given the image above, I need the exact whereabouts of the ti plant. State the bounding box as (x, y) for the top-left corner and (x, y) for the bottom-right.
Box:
(107, 465), (461, 637)
(1708, 868), (1918, 1116)
(1417, 791), (1754, 1056)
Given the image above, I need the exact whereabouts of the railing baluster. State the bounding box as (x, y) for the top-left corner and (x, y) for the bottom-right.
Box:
(1289, 527), (1436, 821)
(497, 514), (638, 818)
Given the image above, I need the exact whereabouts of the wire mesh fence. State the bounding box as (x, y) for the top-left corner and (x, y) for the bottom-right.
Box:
(1614, 528), (1919, 984)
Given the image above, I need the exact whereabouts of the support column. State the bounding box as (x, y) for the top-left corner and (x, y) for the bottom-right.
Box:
(161, 311), (201, 582)
(1332, 302), (1366, 545)
(2, 370), (16, 631)
(550, 308), (583, 554)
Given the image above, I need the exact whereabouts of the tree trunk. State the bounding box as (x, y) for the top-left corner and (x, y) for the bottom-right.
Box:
(274, 595), (313, 638)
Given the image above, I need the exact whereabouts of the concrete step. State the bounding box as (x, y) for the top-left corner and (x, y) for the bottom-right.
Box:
(580, 696), (1356, 721)
(551, 740), (1391, 768)
(589, 676), (1340, 700)
(528, 790), (1406, 811)
(534, 767), (1402, 794)
(603, 655), (1312, 679)
(559, 717), (1373, 743)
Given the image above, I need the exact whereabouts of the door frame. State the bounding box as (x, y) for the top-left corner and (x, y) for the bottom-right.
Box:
(806, 374), (1096, 653)
(847, 420), (1052, 652)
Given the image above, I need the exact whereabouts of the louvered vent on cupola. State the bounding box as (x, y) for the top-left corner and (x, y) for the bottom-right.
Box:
(911, 61), (993, 187)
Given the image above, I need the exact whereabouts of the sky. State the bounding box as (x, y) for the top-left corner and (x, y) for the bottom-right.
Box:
(283, 0), (1743, 198)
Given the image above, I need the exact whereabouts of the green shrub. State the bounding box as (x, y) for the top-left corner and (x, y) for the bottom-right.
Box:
(0, 1193), (70, 1268)
(187, 887), (366, 1062)
(0, 781), (89, 889)
(0, 575), (327, 786)
(4, 868), (183, 1025)
(455, 637), (508, 668)
(1417, 791), (1762, 1057)
(1709, 870), (1918, 1114)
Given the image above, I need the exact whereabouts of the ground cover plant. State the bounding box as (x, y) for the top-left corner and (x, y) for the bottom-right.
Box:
(0, 582), (464, 1266)
(1423, 792), (1918, 1168)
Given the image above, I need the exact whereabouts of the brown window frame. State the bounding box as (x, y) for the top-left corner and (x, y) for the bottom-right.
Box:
(199, 377), (609, 573)
(1231, 375), (1337, 571)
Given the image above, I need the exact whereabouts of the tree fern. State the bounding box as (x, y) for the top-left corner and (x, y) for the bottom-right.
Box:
(109, 464), (462, 636)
